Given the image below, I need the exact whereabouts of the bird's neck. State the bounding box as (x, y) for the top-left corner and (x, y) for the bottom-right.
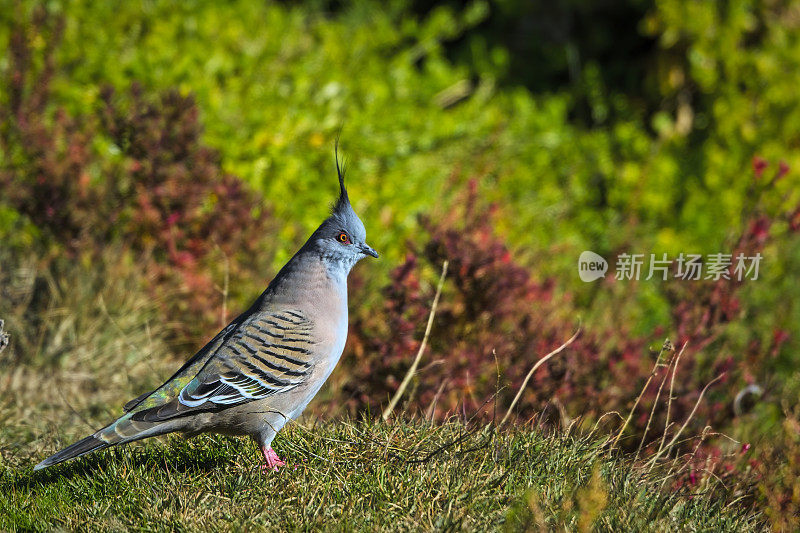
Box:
(264, 249), (349, 310)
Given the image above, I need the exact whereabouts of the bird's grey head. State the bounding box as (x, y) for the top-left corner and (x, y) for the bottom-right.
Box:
(304, 147), (379, 278)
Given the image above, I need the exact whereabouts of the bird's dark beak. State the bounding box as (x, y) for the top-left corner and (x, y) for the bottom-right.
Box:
(360, 243), (379, 258)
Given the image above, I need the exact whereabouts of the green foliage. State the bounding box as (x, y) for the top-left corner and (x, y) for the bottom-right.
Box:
(4, 0), (799, 313)
(3, 0), (800, 284)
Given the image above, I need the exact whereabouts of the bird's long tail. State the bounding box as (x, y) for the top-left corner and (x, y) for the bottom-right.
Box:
(33, 435), (109, 471)
(34, 413), (170, 471)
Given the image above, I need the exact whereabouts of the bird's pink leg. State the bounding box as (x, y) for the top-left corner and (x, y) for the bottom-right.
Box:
(260, 446), (286, 472)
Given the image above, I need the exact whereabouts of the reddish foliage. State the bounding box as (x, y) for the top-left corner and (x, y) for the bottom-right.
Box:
(667, 215), (769, 354)
(752, 156), (768, 179)
(347, 180), (584, 421)
(98, 86), (277, 345)
(0, 6), (106, 248)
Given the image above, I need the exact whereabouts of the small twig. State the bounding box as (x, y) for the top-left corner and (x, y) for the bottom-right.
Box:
(499, 326), (581, 428)
(57, 387), (96, 432)
(467, 389), (505, 427)
(404, 425), (491, 465)
(382, 260), (448, 421)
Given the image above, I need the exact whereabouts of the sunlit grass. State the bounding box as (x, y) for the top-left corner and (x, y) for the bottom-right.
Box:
(1, 421), (763, 531)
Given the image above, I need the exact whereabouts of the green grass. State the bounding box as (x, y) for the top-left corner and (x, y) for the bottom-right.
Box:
(1, 420), (762, 531)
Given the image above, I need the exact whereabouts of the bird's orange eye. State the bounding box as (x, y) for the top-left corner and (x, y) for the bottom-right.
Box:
(337, 232), (350, 244)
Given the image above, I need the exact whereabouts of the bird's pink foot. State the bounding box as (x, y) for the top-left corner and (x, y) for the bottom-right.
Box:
(260, 446), (286, 472)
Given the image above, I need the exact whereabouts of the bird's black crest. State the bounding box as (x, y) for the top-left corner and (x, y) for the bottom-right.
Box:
(333, 137), (350, 212)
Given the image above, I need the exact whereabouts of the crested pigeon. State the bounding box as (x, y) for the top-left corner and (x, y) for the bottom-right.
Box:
(35, 148), (378, 471)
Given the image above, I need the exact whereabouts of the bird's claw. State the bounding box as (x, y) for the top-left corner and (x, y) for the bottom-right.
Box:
(260, 446), (285, 472)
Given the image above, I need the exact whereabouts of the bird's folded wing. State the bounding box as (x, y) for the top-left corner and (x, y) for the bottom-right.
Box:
(130, 310), (316, 423)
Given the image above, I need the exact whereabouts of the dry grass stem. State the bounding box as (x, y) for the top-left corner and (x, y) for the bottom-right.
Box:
(611, 339), (672, 450)
(635, 347), (676, 461)
(656, 342), (687, 460)
(634, 377), (668, 460)
(382, 260), (448, 421)
(499, 326), (581, 428)
(647, 373), (725, 471)
(426, 379), (449, 422)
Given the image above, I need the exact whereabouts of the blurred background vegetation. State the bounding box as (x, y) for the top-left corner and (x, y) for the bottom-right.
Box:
(2, 0), (800, 525)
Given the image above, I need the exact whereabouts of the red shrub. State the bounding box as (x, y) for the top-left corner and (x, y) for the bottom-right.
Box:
(0, 6), (106, 249)
(346, 179), (583, 421)
(98, 86), (277, 345)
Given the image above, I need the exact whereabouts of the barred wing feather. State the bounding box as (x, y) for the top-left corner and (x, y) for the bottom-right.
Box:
(131, 310), (315, 423)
